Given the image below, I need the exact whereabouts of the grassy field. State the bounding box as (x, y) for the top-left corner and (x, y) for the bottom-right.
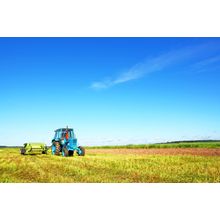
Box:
(1, 143), (220, 183)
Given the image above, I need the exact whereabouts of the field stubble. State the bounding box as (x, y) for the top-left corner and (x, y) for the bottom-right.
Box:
(1, 144), (220, 183)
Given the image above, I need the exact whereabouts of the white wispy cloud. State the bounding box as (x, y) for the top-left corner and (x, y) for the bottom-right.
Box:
(191, 55), (220, 73)
(90, 56), (171, 90)
(90, 43), (219, 90)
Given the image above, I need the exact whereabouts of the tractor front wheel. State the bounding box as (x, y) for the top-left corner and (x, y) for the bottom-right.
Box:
(77, 146), (85, 156)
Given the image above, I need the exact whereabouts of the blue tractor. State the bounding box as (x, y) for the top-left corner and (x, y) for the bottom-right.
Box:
(51, 127), (85, 157)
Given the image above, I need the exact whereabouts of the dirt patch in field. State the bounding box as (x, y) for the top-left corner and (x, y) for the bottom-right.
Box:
(88, 148), (220, 156)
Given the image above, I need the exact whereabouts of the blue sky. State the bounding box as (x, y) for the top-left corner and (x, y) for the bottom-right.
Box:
(0, 37), (220, 146)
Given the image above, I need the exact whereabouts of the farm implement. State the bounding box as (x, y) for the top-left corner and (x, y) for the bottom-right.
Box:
(20, 127), (85, 157)
(20, 143), (48, 155)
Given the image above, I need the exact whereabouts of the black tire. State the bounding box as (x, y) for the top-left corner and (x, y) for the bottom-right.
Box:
(68, 150), (74, 157)
(55, 145), (61, 156)
(77, 146), (85, 156)
(20, 148), (26, 155)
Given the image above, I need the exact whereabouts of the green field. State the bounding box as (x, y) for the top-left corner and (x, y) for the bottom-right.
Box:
(1, 142), (220, 183)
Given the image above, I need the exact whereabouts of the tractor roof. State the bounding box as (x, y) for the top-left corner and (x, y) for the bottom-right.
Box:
(55, 128), (73, 132)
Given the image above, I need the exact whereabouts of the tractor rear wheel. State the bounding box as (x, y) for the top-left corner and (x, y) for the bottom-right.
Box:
(55, 142), (61, 156)
(77, 146), (85, 156)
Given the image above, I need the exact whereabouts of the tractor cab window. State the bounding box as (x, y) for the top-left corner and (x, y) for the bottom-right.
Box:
(62, 130), (73, 139)
(54, 129), (75, 140)
(61, 132), (66, 139)
(69, 130), (74, 138)
(54, 131), (62, 139)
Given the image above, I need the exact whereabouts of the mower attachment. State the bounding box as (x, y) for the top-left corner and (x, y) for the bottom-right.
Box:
(20, 143), (48, 155)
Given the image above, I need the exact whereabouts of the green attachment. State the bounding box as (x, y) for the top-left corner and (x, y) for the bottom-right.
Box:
(20, 142), (47, 155)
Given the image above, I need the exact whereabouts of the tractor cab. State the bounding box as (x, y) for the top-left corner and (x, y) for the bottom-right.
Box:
(54, 128), (75, 140)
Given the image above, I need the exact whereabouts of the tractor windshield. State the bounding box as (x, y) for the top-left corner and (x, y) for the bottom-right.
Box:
(54, 129), (74, 140)
(63, 130), (74, 139)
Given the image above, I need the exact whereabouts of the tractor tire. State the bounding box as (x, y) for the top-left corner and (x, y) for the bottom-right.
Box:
(54, 141), (62, 156)
(77, 146), (85, 156)
(68, 150), (74, 157)
(20, 148), (26, 155)
(55, 145), (61, 156)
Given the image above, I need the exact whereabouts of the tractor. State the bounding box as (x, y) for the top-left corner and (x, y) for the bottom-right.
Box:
(51, 127), (85, 157)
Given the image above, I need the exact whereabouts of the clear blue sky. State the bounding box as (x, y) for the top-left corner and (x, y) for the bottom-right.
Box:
(0, 38), (220, 146)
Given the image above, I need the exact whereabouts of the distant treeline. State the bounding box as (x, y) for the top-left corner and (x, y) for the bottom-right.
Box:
(157, 140), (220, 144)
(1, 140), (220, 149)
(0, 146), (21, 148)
